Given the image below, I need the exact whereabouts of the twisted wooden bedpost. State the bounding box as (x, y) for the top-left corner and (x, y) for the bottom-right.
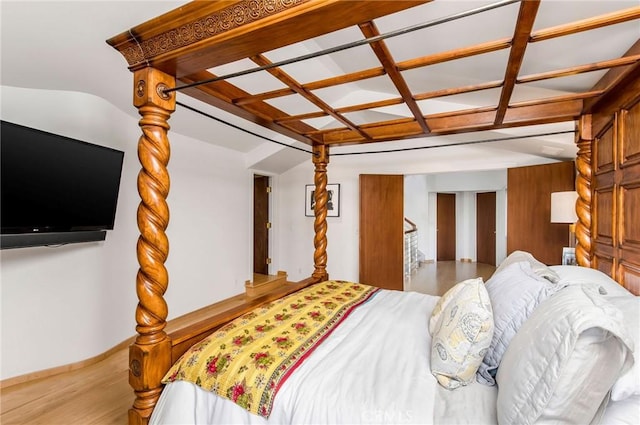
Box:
(129, 68), (176, 425)
(575, 115), (593, 268)
(312, 144), (330, 282)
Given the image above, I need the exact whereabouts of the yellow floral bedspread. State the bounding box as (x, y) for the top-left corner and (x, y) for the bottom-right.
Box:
(162, 280), (379, 418)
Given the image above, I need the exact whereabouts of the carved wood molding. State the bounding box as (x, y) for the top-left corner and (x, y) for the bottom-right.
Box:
(119, 0), (309, 68)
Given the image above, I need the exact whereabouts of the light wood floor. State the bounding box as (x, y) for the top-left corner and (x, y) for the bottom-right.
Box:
(0, 261), (494, 424)
(405, 260), (497, 295)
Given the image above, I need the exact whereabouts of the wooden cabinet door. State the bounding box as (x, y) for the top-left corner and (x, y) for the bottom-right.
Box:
(359, 174), (404, 290)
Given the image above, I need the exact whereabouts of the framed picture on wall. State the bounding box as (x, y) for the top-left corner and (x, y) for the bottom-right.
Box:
(305, 184), (340, 217)
(562, 247), (576, 265)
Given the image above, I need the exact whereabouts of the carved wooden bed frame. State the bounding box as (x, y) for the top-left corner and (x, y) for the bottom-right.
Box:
(106, 1), (640, 423)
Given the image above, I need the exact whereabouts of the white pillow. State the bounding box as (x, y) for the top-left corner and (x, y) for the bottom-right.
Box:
(549, 266), (638, 402)
(610, 296), (640, 401)
(496, 285), (634, 425)
(429, 278), (494, 390)
(477, 261), (560, 385)
(549, 265), (632, 297)
(496, 250), (561, 283)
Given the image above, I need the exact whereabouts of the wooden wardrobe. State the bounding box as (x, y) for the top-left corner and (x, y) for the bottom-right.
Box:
(587, 90), (640, 294)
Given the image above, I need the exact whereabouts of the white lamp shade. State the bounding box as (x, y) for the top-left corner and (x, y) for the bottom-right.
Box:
(551, 191), (578, 223)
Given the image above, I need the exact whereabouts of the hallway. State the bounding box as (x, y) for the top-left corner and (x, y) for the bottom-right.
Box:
(405, 260), (496, 296)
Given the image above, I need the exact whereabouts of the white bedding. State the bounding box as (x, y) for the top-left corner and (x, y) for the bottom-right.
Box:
(151, 276), (640, 425)
(601, 395), (640, 424)
(151, 289), (500, 424)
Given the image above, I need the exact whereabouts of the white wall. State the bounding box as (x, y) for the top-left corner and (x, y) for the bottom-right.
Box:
(277, 163), (367, 283)
(404, 175), (429, 259)
(277, 165), (510, 283)
(0, 86), (254, 380)
(428, 170), (508, 264)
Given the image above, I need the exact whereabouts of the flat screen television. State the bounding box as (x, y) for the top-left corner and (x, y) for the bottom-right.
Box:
(1, 120), (125, 249)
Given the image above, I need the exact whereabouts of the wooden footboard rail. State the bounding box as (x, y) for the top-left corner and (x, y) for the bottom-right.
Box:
(167, 278), (318, 366)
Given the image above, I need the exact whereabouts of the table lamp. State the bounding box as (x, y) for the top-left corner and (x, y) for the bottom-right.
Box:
(551, 191), (578, 247)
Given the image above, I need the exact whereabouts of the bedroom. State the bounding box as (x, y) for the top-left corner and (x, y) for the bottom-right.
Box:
(1, 0), (639, 424)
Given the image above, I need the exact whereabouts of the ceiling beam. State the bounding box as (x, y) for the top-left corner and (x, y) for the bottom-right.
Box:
(531, 5), (640, 43)
(518, 55), (640, 85)
(233, 67), (386, 106)
(319, 99), (582, 146)
(178, 71), (318, 145)
(583, 38), (640, 114)
(397, 38), (512, 71)
(494, 0), (541, 125)
(250, 54), (373, 141)
(359, 21), (430, 133)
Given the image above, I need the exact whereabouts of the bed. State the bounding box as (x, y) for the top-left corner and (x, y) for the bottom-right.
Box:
(148, 263), (640, 425)
(105, 1), (640, 424)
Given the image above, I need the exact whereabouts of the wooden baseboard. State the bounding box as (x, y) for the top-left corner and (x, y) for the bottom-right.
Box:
(460, 258), (473, 263)
(1, 272), (302, 390)
(0, 336), (135, 389)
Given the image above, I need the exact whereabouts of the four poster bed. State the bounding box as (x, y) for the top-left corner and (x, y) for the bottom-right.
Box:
(106, 1), (640, 424)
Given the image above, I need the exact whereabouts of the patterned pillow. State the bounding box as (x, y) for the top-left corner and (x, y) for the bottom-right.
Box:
(429, 278), (494, 390)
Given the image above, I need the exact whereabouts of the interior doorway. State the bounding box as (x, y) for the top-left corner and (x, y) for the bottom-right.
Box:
(253, 175), (270, 275)
(476, 191), (497, 266)
(437, 193), (456, 261)
(359, 174), (404, 290)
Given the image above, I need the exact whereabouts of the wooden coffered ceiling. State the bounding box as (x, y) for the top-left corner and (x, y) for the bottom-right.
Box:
(107, 0), (640, 148)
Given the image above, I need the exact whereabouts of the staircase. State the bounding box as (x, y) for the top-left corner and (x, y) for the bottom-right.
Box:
(404, 218), (419, 278)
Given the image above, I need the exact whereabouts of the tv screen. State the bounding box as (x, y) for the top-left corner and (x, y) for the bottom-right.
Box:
(1, 121), (125, 239)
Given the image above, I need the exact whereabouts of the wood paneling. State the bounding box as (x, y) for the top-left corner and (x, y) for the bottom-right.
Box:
(507, 161), (575, 265)
(620, 102), (640, 271)
(592, 85), (640, 294)
(359, 174), (404, 290)
(620, 263), (640, 295)
(621, 184), (640, 247)
(596, 123), (616, 172)
(595, 188), (615, 244)
(591, 90), (640, 295)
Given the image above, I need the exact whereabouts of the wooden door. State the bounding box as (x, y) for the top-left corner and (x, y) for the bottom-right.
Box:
(437, 193), (456, 261)
(359, 174), (404, 290)
(477, 192), (496, 266)
(253, 175), (269, 275)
